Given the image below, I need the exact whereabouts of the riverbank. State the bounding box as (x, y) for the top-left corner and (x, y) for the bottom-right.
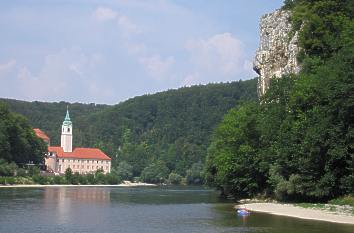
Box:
(236, 202), (354, 225)
(0, 181), (156, 188)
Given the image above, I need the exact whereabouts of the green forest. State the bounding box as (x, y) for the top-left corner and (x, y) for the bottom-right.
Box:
(0, 79), (257, 183)
(206, 0), (353, 201)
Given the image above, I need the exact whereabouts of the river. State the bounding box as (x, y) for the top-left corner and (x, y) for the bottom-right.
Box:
(0, 186), (353, 233)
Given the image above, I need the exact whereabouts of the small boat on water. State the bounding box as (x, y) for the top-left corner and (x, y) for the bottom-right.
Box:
(236, 208), (250, 216)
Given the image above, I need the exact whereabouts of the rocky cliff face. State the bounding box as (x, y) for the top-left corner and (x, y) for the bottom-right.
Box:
(253, 9), (300, 97)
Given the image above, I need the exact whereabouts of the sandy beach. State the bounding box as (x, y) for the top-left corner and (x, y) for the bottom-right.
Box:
(0, 181), (156, 188)
(237, 202), (354, 225)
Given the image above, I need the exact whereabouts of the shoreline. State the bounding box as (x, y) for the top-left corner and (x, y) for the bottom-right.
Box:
(0, 181), (157, 188)
(237, 202), (354, 225)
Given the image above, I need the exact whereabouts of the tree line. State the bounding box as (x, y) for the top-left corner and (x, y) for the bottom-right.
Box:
(1, 79), (257, 183)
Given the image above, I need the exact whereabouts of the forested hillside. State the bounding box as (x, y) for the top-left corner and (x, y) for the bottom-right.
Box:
(1, 79), (257, 182)
(1, 99), (108, 147)
(206, 0), (353, 201)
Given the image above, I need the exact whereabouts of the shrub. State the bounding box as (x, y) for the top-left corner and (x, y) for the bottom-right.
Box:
(0, 160), (18, 176)
(116, 161), (133, 180)
(16, 168), (27, 177)
(86, 174), (96, 184)
(168, 172), (182, 185)
(106, 173), (122, 184)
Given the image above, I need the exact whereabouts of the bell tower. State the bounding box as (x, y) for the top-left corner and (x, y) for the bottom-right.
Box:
(61, 106), (72, 152)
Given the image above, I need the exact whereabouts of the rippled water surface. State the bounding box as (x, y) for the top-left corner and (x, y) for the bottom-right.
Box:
(0, 186), (353, 233)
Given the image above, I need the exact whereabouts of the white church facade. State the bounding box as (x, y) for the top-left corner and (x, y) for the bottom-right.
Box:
(35, 108), (111, 174)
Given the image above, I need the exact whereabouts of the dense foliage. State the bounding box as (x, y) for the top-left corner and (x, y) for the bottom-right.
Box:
(1, 79), (257, 181)
(206, 0), (353, 201)
(0, 103), (46, 165)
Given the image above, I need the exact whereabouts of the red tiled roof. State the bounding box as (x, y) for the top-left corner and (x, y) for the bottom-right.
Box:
(33, 128), (50, 141)
(48, 146), (111, 160)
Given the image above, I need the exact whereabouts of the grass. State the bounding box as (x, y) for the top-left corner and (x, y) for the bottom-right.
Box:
(294, 196), (354, 216)
(329, 196), (354, 208)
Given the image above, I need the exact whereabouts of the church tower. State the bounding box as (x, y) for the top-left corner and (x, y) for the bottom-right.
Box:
(61, 106), (72, 152)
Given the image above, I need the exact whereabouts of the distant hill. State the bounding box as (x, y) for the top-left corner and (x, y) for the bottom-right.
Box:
(0, 99), (108, 147)
(1, 78), (258, 176)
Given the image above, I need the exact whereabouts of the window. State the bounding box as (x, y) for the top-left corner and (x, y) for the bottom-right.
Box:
(87, 166), (89, 169)
(62, 159), (64, 162)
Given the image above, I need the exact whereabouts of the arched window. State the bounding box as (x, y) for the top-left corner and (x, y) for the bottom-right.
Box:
(68, 128), (70, 132)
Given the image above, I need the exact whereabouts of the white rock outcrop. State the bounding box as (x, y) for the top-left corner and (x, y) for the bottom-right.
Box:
(253, 9), (300, 96)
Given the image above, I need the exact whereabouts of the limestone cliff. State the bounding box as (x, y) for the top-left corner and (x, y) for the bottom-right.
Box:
(253, 9), (300, 96)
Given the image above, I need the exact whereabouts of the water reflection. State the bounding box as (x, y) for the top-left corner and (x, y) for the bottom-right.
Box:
(0, 186), (353, 233)
(43, 187), (111, 225)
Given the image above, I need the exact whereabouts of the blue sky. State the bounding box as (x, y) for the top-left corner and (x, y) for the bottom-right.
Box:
(0, 0), (283, 104)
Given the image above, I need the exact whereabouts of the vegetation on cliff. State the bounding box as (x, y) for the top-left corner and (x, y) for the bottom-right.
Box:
(206, 0), (353, 201)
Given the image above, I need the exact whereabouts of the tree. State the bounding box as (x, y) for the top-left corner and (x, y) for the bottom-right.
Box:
(141, 161), (169, 184)
(65, 167), (73, 183)
(186, 162), (204, 185)
(115, 161), (133, 180)
(168, 172), (182, 185)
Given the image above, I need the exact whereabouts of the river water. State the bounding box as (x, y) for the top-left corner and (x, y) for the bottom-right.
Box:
(0, 186), (353, 233)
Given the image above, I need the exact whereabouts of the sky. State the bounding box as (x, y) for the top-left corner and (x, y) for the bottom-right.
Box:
(0, 0), (284, 104)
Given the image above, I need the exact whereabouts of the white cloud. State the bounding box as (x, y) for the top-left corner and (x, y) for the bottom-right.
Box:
(0, 59), (17, 76)
(186, 33), (245, 76)
(14, 48), (106, 101)
(93, 7), (141, 35)
(93, 7), (117, 22)
(139, 55), (175, 80)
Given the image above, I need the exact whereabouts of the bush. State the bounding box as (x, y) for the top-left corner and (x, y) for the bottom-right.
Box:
(32, 175), (49, 184)
(141, 161), (169, 184)
(78, 175), (88, 185)
(65, 168), (73, 182)
(186, 162), (204, 185)
(0, 160), (18, 176)
(86, 174), (96, 184)
(168, 172), (182, 185)
(329, 196), (354, 208)
(28, 166), (40, 176)
(16, 168), (27, 177)
(116, 161), (133, 180)
(106, 173), (122, 184)
(53, 175), (67, 184)
(0, 177), (6, 184)
(95, 172), (106, 184)
(5, 177), (16, 185)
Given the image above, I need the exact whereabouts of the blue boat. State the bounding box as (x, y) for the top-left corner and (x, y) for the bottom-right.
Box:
(236, 208), (250, 216)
